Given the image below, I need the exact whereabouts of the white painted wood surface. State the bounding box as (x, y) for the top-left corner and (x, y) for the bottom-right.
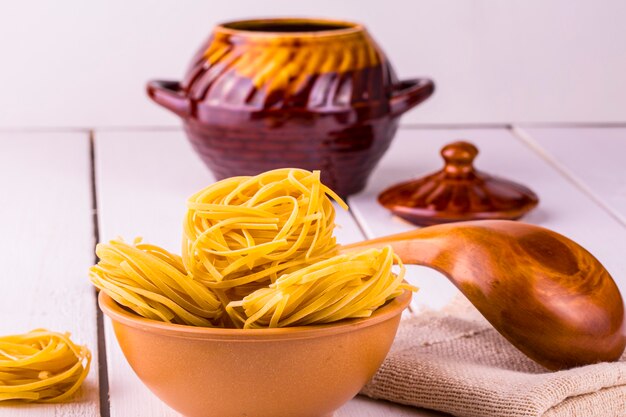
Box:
(94, 130), (440, 417)
(2, 1), (626, 128)
(516, 127), (626, 226)
(0, 133), (99, 416)
(6, 125), (626, 416)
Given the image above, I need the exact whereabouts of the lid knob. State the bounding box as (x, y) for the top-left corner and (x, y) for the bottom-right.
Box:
(441, 141), (478, 178)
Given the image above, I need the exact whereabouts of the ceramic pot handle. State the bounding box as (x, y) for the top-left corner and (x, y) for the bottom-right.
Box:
(389, 78), (435, 117)
(146, 80), (190, 118)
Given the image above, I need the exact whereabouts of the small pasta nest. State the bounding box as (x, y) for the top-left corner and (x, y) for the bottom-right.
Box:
(0, 329), (91, 402)
(182, 169), (347, 293)
(226, 246), (414, 329)
(90, 239), (223, 327)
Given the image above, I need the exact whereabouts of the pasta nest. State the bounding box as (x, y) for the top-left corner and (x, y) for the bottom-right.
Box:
(90, 239), (223, 326)
(0, 330), (91, 402)
(182, 168), (347, 292)
(226, 246), (412, 329)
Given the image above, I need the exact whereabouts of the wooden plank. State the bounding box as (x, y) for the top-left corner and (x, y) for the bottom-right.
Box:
(0, 132), (99, 416)
(348, 127), (626, 310)
(95, 131), (210, 417)
(515, 126), (626, 226)
(95, 130), (437, 416)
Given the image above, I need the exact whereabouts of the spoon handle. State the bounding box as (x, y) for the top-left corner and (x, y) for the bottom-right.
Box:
(341, 226), (445, 265)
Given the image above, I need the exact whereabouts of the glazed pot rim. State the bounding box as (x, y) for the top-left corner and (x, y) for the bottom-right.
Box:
(99, 289), (411, 341)
(215, 17), (365, 40)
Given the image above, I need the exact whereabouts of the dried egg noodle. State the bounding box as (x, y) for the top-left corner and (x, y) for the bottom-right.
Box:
(90, 239), (222, 326)
(0, 329), (90, 403)
(89, 168), (416, 330)
(226, 246), (414, 328)
(182, 169), (347, 296)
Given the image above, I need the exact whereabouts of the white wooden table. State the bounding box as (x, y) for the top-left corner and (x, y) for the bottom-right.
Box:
(1, 125), (625, 417)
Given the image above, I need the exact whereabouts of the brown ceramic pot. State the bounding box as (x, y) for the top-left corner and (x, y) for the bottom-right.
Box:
(99, 290), (411, 417)
(147, 18), (434, 196)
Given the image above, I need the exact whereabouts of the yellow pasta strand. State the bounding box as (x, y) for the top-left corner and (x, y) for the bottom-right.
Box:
(0, 329), (91, 403)
(90, 239), (223, 326)
(182, 168), (348, 296)
(226, 246), (416, 329)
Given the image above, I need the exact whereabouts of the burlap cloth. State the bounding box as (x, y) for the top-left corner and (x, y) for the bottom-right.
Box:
(360, 299), (626, 417)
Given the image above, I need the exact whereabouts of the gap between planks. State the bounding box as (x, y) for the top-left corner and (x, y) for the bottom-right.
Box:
(89, 130), (111, 417)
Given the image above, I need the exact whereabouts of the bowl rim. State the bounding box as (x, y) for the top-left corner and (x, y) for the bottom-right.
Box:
(98, 290), (412, 341)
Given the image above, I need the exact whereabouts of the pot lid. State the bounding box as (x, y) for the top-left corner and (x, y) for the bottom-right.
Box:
(378, 141), (539, 226)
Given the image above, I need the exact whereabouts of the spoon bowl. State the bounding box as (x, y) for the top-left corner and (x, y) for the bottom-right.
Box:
(342, 220), (626, 370)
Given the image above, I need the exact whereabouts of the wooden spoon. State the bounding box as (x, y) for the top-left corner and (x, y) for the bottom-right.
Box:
(342, 220), (626, 370)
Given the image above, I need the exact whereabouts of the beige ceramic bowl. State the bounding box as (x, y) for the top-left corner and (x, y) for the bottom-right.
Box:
(99, 290), (411, 417)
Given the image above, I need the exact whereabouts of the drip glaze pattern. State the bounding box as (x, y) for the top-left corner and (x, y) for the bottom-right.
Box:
(148, 18), (434, 196)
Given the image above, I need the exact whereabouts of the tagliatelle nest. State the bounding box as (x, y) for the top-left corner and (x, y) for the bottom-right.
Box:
(90, 239), (222, 326)
(182, 169), (347, 291)
(226, 246), (414, 329)
(0, 329), (91, 402)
